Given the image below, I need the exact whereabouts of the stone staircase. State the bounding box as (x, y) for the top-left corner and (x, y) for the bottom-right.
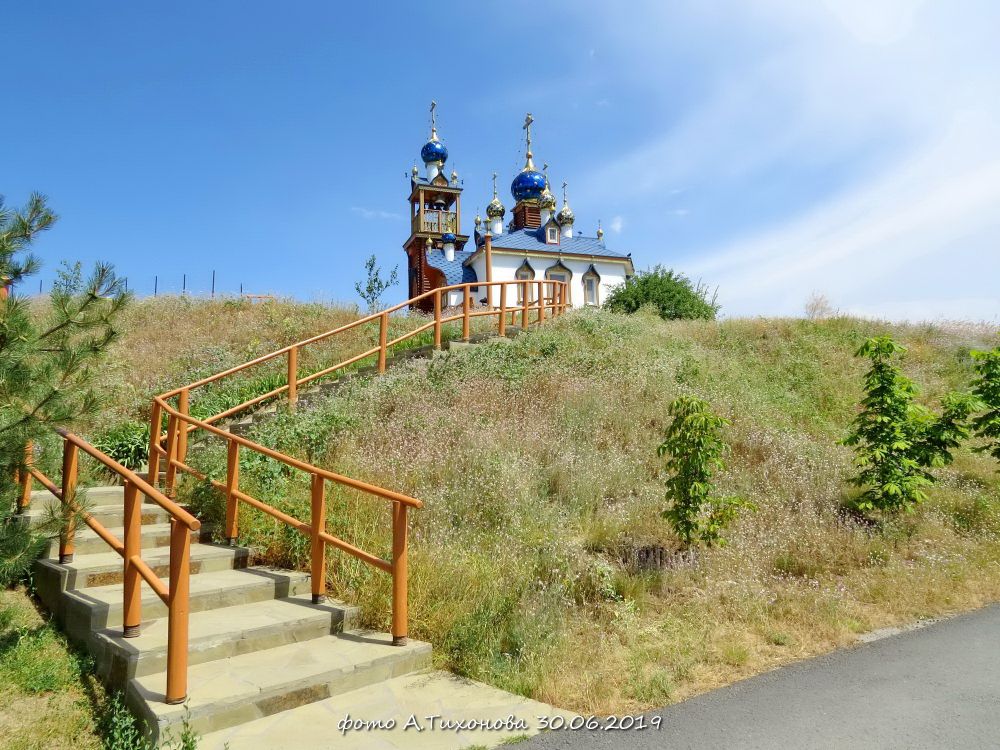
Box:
(26, 485), (433, 744)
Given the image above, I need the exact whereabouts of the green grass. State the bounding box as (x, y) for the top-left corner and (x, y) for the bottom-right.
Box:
(174, 308), (1000, 713)
(0, 588), (102, 750)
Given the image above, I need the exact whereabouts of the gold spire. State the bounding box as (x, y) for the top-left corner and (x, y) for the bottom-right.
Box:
(522, 112), (535, 170)
(597, 220), (604, 241)
(429, 100), (439, 141)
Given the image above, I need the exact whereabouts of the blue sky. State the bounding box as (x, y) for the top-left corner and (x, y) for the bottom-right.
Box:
(4, 1), (999, 320)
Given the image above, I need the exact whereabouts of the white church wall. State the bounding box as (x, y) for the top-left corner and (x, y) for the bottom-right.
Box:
(477, 254), (628, 309)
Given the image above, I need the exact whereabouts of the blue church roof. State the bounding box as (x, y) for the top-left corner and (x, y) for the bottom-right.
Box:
(484, 228), (630, 259)
(425, 248), (477, 286)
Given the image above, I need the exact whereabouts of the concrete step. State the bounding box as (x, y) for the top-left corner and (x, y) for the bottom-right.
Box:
(134, 631), (431, 741)
(27, 485), (124, 508)
(20, 501), (177, 531)
(62, 567), (312, 640)
(94, 593), (357, 682)
(198, 669), (576, 750)
(42, 521), (209, 557)
(34, 541), (250, 599)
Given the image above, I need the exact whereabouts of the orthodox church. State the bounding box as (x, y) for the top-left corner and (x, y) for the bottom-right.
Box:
(403, 104), (634, 311)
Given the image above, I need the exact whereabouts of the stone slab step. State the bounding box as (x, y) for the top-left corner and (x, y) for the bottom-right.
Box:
(37, 541), (249, 591)
(135, 631), (432, 741)
(62, 567), (312, 638)
(22, 500), (178, 530)
(42, 522), (208, 557)
(27, 485), (124, 508)
(198, 669), (576, 750)
(94, 593), (358, 681)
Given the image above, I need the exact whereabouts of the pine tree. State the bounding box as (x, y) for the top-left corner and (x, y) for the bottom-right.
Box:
(0, 192), (130, 584)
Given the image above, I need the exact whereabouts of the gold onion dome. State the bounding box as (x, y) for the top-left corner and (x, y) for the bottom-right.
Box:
(557, 181), (574, 225)
(486, 171), (506, 219)
(539, 184), (557, 211)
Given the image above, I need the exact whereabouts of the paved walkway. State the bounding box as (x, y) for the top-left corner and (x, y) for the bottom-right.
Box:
(526, 605), (1000, 750)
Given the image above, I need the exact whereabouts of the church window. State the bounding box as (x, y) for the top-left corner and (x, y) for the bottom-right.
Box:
(516, 260), (535, 303)
(545, 262), (572, 305)
(583, 267), (601, 306)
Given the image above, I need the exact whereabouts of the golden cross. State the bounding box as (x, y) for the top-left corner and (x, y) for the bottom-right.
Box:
(492, 171), (498, 197)
(562, 181), (568, 203)
(523, 112), (533, 152)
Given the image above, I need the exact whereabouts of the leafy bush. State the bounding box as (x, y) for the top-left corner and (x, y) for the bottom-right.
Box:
(94, 421), (149, 471)
(971, 346), (1000, 464)
(843, 336), (978, 513)
(658, 396), (753, 547)
(604, 266), (719, 320)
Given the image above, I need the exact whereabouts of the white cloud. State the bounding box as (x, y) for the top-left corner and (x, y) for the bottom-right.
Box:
(350, 206), (403, 221)
(580, 0), (1000, 320)
(609, 215), (624, 233)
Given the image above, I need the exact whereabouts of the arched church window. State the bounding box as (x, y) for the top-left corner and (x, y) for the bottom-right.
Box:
(583, 266), (601, 306)
(516, 260), (535, 303)
(545, 261), (572, 305)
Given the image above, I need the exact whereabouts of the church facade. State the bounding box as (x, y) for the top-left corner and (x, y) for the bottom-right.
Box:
(403, 105), (634, 311)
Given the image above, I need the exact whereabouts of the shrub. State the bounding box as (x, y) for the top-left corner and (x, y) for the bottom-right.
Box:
(94, 421), (149, 471)
(604, 266), (718, 321)
(658, 396), (752, 547)
(844, 336), (979, 513)
(971, 346), (1000, 464)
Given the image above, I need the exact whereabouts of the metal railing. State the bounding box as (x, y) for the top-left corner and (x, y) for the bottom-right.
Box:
(412, 210), (457, 235)
(14, 279), (568, 706)
(16, 432), (200, 704)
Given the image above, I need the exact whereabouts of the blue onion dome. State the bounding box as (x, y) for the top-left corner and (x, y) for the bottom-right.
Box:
(421, 137), (448, 164)
(441, 232), (456, 244)
(511, 168), (546, 202)
(486, 194), (505, 219)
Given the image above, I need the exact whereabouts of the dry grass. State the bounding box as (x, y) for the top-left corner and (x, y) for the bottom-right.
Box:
(0, 588), (103, 750)
(172, 307), (1000, 714)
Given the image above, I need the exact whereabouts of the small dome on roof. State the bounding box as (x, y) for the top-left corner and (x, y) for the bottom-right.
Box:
(539, 185), (557, 210)
(441, 232), (456, 244)
(511, 169), (546, 202)
(486, 195), (505, 219)
(421, 138), (448, 164)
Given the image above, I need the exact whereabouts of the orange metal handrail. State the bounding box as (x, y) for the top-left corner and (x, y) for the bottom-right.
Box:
(146, 279), (566, 647)
(9, 279), (568, 710)
(16, 432), (198, 705)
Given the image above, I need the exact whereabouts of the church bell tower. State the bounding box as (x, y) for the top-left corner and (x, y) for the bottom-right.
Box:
(403, 101), (467, 309)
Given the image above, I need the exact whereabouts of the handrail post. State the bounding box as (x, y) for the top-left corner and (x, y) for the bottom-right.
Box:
(164, 414), (179, 498)
(537, 281), (545, 325)
(462, 286), (471, 341)
(59, 440), (78, 564)
(224, 441), (240, 544)
(122, 480), (142, 637)
(391, 501), (409, 646)
(310, 474), (326, 604)
(433, 290), (442, 350)
(521, 281), (529, 330)
(165, 518), (191, 705)
(147, 399), (162, 488)
(378, 312), (388, 374)
(498, 283), (507, 338)
(287, 345), (298, 410)
(17, 441), (33, 514)
(177, 389), (189, 463)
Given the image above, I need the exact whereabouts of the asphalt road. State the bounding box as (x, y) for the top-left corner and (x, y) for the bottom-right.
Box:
(525, 605), (1000, 750)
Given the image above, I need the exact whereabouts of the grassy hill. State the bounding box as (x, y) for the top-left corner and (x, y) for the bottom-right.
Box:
(153, 302), (1000, 713)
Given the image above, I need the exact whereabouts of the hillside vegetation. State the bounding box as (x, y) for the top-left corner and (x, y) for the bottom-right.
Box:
(166, 303), (1000, 713)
